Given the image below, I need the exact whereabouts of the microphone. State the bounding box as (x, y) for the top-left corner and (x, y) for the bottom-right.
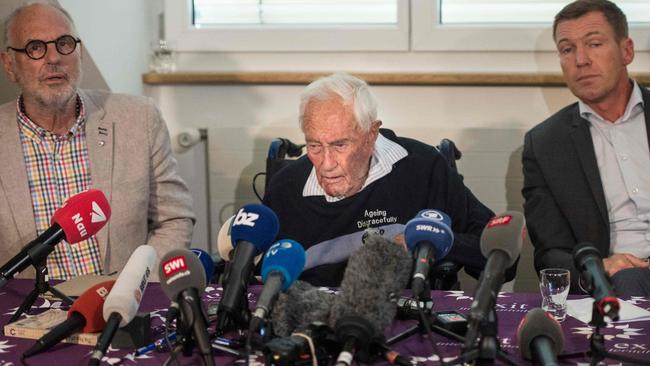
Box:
(573, 243), (620, 320)
(270, 280), (335, 337)
(404, 209), (454, 299)
(159, 249), (213, 366)
(517, 308), (564, 366)
(250, 239), (306, 333)
(22, 280), (115, 358)
(191, 248), (215, 283)
(0, 189), (111, 287)
(89, 245), (156, 366)
(329, 234), (411, 366)
(217, 215), (236, 261)
(465, 211), (524, 346)
(216, 204), (279, 333)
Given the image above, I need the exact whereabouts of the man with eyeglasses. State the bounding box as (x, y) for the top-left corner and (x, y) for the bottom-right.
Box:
(0, 3), (194, 280)
(263, 72), (518, 287)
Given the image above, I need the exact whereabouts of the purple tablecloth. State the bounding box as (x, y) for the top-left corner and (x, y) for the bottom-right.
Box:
(1, 279), (649, 365)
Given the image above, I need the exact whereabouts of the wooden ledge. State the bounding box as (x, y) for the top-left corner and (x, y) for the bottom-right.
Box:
(143, 71), (650, 87)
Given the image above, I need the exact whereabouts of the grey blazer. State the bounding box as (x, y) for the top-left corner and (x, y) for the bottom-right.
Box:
(522, 85), (650, 293)
(0, 89), (195, 280)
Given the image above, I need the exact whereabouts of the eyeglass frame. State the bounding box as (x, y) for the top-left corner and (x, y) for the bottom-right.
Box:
(6, 34), (81, 60)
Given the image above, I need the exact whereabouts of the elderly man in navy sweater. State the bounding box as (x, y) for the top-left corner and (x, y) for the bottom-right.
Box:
(263, 72), (516, 287)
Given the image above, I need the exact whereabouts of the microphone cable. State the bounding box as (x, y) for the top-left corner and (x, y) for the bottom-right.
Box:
(163, 302), (181, 366)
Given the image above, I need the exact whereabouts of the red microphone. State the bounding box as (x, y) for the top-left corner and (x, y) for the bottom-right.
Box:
(23, 280), (116, 358)
(0, 189), (111, 287)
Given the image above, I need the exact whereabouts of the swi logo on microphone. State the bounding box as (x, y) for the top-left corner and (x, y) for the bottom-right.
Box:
(487, 215), (512, 228)
(233, 208), (259, 227)
(162, 256), (188, 277)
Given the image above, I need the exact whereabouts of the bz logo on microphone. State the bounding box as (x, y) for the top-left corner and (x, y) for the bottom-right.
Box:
(233, 208), (259, 227)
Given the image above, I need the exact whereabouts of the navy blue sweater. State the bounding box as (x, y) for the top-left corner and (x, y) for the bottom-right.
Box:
(264, 129), (515, 287)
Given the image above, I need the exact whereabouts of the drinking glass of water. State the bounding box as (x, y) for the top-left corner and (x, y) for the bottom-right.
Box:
(539, 268), (570, 322)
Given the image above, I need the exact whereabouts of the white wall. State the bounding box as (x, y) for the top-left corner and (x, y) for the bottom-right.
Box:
(59, 0), (160, 96)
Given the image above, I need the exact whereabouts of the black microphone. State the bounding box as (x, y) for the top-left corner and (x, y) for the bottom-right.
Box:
(517, 308), (564, 366)
(573, 243), (620, 320)
(329, 234), (411, 366)
(403, 209), (454, 299)
(216, 204), (279, 333)
(159, 249), (213, 366)
(465, 211), (524, 347)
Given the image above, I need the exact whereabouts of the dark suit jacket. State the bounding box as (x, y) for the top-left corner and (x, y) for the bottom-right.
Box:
(522, 85), (650, 293)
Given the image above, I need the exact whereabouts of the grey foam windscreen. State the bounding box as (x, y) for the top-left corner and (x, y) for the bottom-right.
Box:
(480, 211), (525, 266)
(328, 234), (411, 334)
(270, 280), (335, 337)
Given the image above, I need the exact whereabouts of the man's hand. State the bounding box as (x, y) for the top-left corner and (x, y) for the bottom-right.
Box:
(603, 253), (650, 276)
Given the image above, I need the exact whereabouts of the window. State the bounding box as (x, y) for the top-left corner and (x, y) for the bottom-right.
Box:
(167, 0), (650, 52)
(413, 0), (650, 51)
(166, 0), (409, 51)
(439, 0), (650, 25)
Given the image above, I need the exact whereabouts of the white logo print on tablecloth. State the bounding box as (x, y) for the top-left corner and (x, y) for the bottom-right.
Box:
(572, 323), (644, 341)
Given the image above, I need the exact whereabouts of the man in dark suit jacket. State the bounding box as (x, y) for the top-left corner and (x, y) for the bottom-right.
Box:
(523, 0), (650, 295)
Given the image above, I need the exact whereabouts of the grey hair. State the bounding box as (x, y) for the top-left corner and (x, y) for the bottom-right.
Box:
(299, 72), (378, 132)
(3, 1), (78, 49)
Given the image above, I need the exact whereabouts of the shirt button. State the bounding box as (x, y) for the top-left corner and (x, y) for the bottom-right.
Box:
(632, 187), (639, 194)
(99, 140), (105, 146)
(621, 155), (628, 161)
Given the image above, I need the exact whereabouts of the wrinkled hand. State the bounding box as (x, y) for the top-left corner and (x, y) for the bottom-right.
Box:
(603, 253), (650, 276)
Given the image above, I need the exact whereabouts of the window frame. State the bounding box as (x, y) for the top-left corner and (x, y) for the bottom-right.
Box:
(166, 0), (650, 53)
(165, 0), (410, 52)
(411, 0), (650, 51)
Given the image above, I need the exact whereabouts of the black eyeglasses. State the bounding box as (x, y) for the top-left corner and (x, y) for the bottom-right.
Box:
(6, 35), (81, 60)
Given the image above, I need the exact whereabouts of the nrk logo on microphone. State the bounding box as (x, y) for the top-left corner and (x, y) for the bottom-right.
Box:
(487, 214), (512, 228)
(232, 207), (260, 228)
(162, 256), (190, 284)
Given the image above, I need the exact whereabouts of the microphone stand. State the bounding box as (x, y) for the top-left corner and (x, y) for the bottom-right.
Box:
(559, 302), (649, 366)
(8, 258), (73, 324)
(446, 307), (517, 365)
(386, 279), (465, 351)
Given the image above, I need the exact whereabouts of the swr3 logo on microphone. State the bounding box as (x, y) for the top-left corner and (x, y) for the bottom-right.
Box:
(233, 208), (259, 227)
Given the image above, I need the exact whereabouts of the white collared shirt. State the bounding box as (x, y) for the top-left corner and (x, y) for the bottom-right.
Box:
(303, 133), (408, 202)
(579, 82), (650, 258)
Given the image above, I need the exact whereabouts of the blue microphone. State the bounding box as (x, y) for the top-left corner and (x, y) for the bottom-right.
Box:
(404, 209), (454, 299)
(191, 248), (216, 283)
(217, 204), (279, 332)
(250, 239), (306, 332)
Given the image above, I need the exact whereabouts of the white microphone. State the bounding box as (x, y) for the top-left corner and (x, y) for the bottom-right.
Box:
(89, 245), (157, 366)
